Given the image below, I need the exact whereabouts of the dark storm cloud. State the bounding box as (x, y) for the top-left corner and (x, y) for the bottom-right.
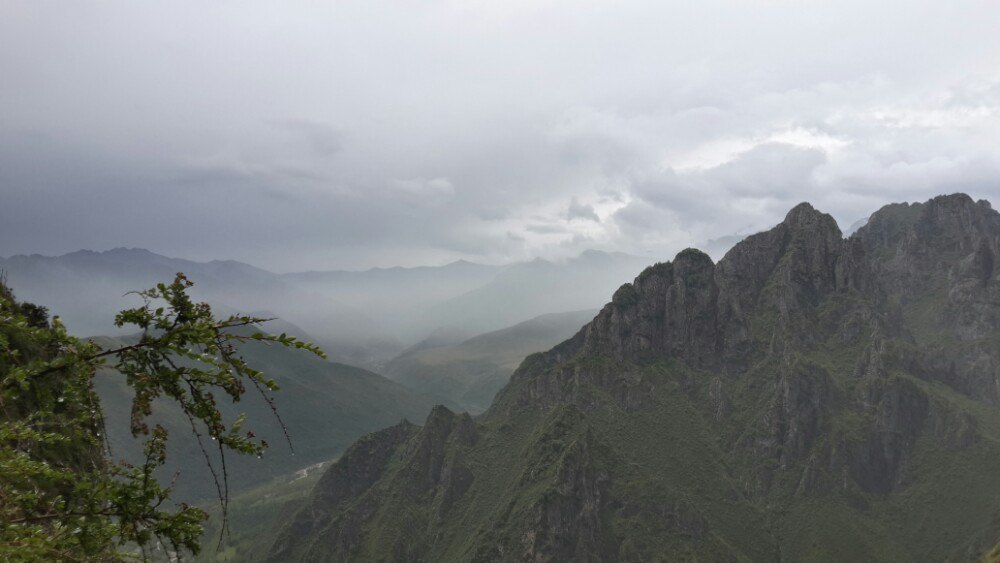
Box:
(2, 1), (1000, 270)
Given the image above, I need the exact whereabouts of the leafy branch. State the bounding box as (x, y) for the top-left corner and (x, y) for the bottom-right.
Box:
(0, 273), (324, 560)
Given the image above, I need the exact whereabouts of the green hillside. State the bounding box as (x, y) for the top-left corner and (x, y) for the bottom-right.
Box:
(194, 461), (330, 562)
(385, 310), (597, 413)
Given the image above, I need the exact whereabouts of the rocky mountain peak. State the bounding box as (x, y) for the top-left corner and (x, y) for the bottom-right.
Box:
(671, 247), (714, 270)
(852, 194), (1000, 318)
(575, 247), (721, 371)
(782, 201), (842, 238)
(858, 193), (998, 255)
(570, 202), (852, 374)
(915, 193), (998, 256)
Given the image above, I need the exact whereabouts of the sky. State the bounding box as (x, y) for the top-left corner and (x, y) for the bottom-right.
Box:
(2, 0), (1000, 272)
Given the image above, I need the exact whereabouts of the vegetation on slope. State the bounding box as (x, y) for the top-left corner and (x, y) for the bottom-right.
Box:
(194, 460), (330, 562)
(94, 329), (438, 502)
(0, 274), (324, 559)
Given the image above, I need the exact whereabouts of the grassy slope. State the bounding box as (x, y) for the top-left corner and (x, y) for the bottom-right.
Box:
(195, 461), (330, 562)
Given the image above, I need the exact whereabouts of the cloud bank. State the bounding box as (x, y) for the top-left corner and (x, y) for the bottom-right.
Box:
(2, 0), (999, 270)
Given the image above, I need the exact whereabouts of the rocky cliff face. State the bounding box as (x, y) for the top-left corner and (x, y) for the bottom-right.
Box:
(268, 194), (1000, 562)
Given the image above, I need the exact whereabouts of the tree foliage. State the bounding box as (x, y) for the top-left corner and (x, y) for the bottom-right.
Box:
(0, 273), (324, 560)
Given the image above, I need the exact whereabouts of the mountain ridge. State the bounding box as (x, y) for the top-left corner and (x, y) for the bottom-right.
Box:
(266, 193), (1000, 562)
(0, 248), (649, 369)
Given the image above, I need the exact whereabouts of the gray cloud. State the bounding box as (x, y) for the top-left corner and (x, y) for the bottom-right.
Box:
(567, 198), (601, 222)
(274, 120), (344, 158)
(526, 224), (571, 235)
(2, 1), (1000, 270)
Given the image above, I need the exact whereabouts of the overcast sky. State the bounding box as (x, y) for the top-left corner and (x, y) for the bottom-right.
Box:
(2, 1), (1000, 271)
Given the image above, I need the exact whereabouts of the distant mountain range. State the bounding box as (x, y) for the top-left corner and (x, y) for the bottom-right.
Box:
(286, 250), (651, 341)
(284, 259), (503, 343)
(0, 248), (650, 371)
(265, 194), (1000, 561)
(0, 248), (398, 369)
(416, 251), (648, 337)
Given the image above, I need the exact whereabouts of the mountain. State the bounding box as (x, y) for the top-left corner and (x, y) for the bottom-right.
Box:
(384, 310), (598, 413)
(283, 260), (503, 343)
(843, 215), (870, 236)
(0, 249), (643, 371)
(283, 251), (647, 345)
(92, 326), (438, 502)
(419, 250), (650, 337)
(0, 248), (402, 370)
(266, 194), (1000, 562)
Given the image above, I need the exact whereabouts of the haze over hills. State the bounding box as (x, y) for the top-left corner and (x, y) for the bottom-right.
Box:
(0, 248), (400, 370)
(0, 248), (652, 371)
(283, 259), (504, 343)
(266, 194), (1000, 562)
(418, 251), (650, 337)
(385, 309), (599, 413)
